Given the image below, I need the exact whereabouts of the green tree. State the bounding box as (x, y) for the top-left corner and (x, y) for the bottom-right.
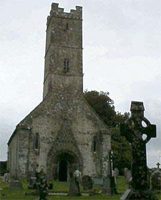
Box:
(84, 90), (116, 127)
(111, 127), (132, 174)
(84, 90), (132, 173)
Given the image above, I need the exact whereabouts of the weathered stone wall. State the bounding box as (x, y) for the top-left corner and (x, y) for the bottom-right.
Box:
(18, 129), (30, 177)
(8, 90), (111, 179)
(12, 93), (110, 178)
(8, 129), (30, 178)
(8, 132), (19, 178)
(71, 98), (110, 176)
(43, 3), (83, 98)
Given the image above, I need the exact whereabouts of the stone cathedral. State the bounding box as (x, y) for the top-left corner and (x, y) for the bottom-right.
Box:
(8, 3), (111, 181)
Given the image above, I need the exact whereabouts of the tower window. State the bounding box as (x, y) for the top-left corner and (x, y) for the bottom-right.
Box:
(65, 23), (69, 31)
(64, 58), (69, 72)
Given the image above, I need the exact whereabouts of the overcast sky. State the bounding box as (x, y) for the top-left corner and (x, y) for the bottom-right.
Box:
(0, 0), (161, 168)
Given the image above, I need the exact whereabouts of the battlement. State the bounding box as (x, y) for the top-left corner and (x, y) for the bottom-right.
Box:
(47, 3), (82, 26)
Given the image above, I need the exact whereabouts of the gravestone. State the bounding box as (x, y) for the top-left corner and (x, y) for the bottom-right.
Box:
(82, 175), (93, 190)
(124, 168), (132, 188)
(113, 168), (119, 185)
(68, 175), (79, 196)
(35, 169), (48, 200)
(120, 101), (158, 200)
(9, 180), (22, 189)
(68, 169), (81, 196)
(102, 151), (117, 195)
(93, 177), (103, 186)
(110, 151), (117, 194)
(156, 162), (160, 169)
(3, 172), (10, 183)
(114, 168), (119, 177)
(102, 151), (112, 195)
(28, 176), (37, 189)
(150, 163), (161, 191)
(151, 171), (161, 191)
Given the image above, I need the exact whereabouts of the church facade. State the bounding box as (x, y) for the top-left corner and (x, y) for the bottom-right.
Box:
(8, 3), (111, 181)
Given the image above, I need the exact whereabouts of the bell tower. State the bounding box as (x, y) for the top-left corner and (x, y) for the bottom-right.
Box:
(43, 3), (83, 98)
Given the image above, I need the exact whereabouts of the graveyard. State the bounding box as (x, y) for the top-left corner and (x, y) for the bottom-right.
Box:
(1, 100), (161, 199)
(1, 1), (161, 200)
(0, 176), (161, 200)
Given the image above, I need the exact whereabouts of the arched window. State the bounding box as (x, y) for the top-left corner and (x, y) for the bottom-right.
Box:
(64, 58), (69, 72)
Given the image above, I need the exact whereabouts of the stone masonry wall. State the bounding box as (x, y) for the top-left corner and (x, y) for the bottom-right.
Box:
(8, 132), (19, 178)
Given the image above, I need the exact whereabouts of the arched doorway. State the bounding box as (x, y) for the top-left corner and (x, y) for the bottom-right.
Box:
(59, 159), (68, 181)
(53, 152), (81, 182)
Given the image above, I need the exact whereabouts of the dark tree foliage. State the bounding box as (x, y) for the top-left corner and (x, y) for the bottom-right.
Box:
(0, 161), (7, 175)
(84, 90), (116, 127)
(111, 128), (132, 174)
(84, 90), (132, 173)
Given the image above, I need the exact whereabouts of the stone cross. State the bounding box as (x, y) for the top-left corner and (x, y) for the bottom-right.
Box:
(120, 101), (156, 191)
(156, 162), (160, 169)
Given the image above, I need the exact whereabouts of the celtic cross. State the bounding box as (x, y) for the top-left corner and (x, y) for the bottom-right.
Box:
(120, 101), (156, 190)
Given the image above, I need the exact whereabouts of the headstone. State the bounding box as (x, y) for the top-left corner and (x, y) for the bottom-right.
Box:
(102, 153), (111, 194)
(120, 101), (158, 200)
(93, 177), (103, 186)
(110, 152), (117, 194)
(114, 168), (119, 177)
(151, 170), (161, 191)
(36, 169), (48, 200)
(150, 163), (161, 191)
(113, 168), (119, 185)
(28, 176), (37, 189)
(124, 168), (132, 188)
(3, 172), (10, 183)
(68, 169), (81, 196)
(102, 151), (117, 195)
(102, 177), (110, 194)
(82, 175), (93, 190)
(156, 162), (160, 169)
(38, 178), (48, 200)
(110, 175), (117, 194)
(9, 180), (22, 189)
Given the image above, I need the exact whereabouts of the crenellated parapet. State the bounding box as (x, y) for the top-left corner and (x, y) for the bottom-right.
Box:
(47, 3), (82, 26)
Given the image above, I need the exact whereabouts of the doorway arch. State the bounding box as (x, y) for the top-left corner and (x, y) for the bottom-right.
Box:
(56, 151), (80, 182)
(47, 150), (83, 181)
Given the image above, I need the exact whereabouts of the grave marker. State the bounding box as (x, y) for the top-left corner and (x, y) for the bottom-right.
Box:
(120, 101), (158, 200)
(82, 175), (93, 190)
(156, 162), (160, 169)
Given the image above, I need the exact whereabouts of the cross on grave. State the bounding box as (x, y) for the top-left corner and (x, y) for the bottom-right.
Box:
(156, 162), (160, 169)
(120, 101), (158, 200)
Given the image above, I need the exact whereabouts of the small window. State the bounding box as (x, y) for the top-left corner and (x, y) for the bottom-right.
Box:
(64, 58), (69, 72)
(93, 136), (97, 152)
(64, 23), (69, 31)
(66, 23), (69, 30)
(34, 133), (40, 150)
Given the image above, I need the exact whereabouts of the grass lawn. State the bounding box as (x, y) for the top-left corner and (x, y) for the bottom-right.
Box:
(0, 176), (161, 200)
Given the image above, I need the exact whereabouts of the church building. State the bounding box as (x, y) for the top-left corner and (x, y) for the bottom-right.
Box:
(8, 3), (111, 181)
